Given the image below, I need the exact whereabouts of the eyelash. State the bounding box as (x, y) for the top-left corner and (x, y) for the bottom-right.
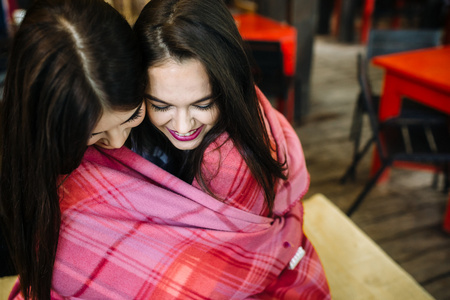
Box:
(88, 107), (143, 139)
(150, 102), (214, 112)
(195, 102), (214, 110)
(126, 108), (143, 123)
(150, 104), (170, 112)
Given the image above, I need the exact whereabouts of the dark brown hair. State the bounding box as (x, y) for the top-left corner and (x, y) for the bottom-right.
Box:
(0, 0), (145, 298)
(132, 0), (287, 214)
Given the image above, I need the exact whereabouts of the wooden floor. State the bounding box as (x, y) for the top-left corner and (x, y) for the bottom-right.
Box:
(294, 36), (450, 300)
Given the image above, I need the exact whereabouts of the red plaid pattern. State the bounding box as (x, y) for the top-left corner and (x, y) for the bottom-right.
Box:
(9, 88), (329, 299)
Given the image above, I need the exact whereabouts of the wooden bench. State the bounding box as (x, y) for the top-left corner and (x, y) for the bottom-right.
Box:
(0, 194), (435, 299)
(303, 193), (435, 300)
(0, 275), (16, 299)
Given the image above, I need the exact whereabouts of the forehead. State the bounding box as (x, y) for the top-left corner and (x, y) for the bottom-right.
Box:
(147, 58), (211, 103)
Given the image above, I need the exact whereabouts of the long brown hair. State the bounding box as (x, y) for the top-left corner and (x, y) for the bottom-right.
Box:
(132, 0), (287, 214)
(0, 0), (145, 299)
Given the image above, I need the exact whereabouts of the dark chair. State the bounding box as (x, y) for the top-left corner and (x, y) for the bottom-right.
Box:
(366, 29), (442, 59)
(342, 29), (447, 183)
(345, 53), (450, 216)
(244, 40), (294, 123)
(246, 41), (285, 98)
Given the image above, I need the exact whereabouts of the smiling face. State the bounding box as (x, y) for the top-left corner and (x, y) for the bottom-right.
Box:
(87, 102), (146, 149)
(146, 58), (219, 150)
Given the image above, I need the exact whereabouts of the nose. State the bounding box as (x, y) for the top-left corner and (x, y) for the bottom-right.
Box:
(173, 109), (192, 134)
(104, 128), (129, 149)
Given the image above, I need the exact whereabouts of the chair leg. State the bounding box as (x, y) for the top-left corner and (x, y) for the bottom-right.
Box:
(348, 126), (362, 182)
(344, 93), (364, 182)
(347, 163), (389, 217)
(432, 164), (440, 190)
(349, 93), (364, 141)
(444, 163), (450, 193)
(435, 163), (450, 193)
(340, 136), (375, 184)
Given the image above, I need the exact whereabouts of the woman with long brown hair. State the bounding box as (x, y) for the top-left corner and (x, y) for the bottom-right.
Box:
(130, 0), (331, 298)
(0, 0), (145, 298)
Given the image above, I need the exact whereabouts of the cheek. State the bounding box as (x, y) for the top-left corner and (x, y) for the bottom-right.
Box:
(148, 110), (170, 127)
(87, 136), (101, 146)
(206, 108), (220, 126)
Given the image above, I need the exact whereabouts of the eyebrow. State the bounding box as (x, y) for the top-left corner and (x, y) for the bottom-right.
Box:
(90, 103), (143, 136)
(144, 94), (213, 105)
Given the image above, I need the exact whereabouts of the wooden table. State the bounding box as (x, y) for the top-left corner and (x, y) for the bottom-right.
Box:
(372, 46), (450, 233)
(303, 194), (434, 299)
(233, 13), (297, 123)
(373, 46), (450, 121)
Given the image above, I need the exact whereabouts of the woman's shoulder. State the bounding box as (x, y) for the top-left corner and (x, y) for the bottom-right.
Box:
(202, 132), (241, 173)
(196, 132), (269, 215)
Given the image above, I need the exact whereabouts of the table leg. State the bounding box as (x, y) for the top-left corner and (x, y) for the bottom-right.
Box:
(391, 0), (406, 29)
(378, 73), (403, 121)
(369, 146), (390, 181)
(360, 0), (375, 43)
(370, 72), (403, 181)
(444, 193), (450, 234)
(276, 77), (295, 124)
(331, 0), (342, 37)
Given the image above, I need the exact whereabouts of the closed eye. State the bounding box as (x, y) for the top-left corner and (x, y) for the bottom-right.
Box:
(125, 105), (144, 123)
(145, 94), (171, 112)
(144, 93), (215, 111)
(150, 103), (171, 112)
(89, 103), (143, 138)
(194, 101), (215, 110)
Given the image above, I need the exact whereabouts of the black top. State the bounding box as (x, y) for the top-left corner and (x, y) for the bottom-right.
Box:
(129, 117), (194, 183)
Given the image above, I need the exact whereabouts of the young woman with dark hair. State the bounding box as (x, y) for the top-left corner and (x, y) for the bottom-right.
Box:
(0, 0), (145, 298)
(131, 0), (285, 215)
(130, 0), (331, 298)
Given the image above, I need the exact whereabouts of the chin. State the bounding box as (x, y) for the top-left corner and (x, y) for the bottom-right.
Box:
(174, 145), (196, 151)
(172, 141), (199, 151)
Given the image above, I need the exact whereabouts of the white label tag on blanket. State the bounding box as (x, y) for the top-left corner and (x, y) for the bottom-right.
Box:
(288, 247), (306, 270)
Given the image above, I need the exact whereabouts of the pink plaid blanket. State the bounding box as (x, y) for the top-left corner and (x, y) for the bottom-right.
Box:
(10, 89), (330, 299)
